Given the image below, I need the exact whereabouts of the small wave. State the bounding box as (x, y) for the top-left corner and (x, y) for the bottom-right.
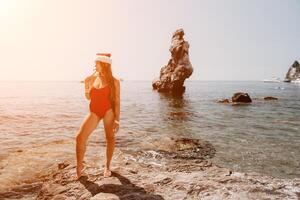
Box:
(274, 87), (285, 90)
(273, 120), (299, 126)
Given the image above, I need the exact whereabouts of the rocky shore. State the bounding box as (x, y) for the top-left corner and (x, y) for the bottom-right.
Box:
(1, 136), (299, 200)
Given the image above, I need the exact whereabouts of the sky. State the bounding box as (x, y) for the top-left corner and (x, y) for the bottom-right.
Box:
(0, 0), (299, 81)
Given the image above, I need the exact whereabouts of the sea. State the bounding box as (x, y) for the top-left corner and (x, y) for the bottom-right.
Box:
(0, 80), (299, 190)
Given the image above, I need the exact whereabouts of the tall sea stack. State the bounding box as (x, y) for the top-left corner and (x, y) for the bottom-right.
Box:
(284, 60), (300, 82)
(152, 29), (193, 95)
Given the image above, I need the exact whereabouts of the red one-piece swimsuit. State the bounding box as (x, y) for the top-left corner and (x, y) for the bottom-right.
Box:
(89, 85), (112, 118)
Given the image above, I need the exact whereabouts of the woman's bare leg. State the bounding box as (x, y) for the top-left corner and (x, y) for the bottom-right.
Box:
(76, 112), (100, 179)
(103, 108), (115, 177)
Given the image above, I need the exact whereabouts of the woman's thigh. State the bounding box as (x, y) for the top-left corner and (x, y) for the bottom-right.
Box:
(103, 109), (115, 139)
(77, 112), (101, 141)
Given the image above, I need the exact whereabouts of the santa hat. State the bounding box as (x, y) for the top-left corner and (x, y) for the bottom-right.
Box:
(95, 53), (112, 64)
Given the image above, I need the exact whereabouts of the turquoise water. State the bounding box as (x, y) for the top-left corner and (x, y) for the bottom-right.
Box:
(0, 81), (299, 182)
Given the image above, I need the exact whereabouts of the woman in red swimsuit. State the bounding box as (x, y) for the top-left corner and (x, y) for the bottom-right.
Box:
(75, 53), (120, 179)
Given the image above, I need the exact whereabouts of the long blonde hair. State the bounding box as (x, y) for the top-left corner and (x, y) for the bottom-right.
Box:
(100, 62), (116, 113)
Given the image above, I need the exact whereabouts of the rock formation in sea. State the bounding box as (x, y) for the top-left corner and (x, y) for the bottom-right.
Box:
(152, 29), (193, 95)
(284, 60), (300, 82)
(217, 94), (281, 105)
(217, 92), (253, 105)
(232, 92), (252, 103)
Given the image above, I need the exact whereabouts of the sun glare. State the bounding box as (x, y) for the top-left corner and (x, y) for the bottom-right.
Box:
(0, 0), (14, 16)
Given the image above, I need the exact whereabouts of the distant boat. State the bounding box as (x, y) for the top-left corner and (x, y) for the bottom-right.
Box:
(262, 77), (281, 83)
(274, 86), (285, 90)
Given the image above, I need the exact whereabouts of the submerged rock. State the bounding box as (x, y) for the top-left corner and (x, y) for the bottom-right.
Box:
(152, 29), (193, 95)
(232, 92), (252, 103)
(264, 96), (278, 100)
(284, 60), (300, 82)
(217, 99), (230, 103)
(160, 137), (216, 160)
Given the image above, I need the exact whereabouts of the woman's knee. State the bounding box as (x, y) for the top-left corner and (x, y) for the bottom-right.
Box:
(104, 125), (115, 141)
(76, 128), (87, 143)
(105, 126), (114, 138)
(106, 134), (115, 143)
(103, 109), (114, 124)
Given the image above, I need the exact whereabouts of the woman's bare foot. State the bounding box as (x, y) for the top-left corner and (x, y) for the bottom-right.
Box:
(103, 167), (112, 177)
(76, 163), (86, 180)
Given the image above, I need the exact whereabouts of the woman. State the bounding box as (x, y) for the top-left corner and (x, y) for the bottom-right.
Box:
(76, 53), (120, 179)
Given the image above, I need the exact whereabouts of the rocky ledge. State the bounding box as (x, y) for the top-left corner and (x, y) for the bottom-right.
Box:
(1, 137), (299, 200)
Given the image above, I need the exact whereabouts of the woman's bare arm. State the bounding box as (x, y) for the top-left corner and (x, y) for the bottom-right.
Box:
(114, 78), (120, 121)
(84, 74), (97, 100)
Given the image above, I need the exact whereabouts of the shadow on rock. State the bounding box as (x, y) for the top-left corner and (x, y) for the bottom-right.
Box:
(79, 172), (164, 200)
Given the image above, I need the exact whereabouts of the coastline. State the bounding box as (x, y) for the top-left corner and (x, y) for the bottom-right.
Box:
(1, 135), (299, 200)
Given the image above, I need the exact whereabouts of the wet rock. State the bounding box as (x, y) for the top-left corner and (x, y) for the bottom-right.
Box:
(264, 96), (278, 100)
(284, 60), (300, 82)
(58, 162), (69, 170)
(152, 28), (193, 95)
(166, 160), (207, 173)
(232, 92), (252, 103)
(139, 137), (216, 160)
(217, 93), (253, 105)
(175, 138), (203, 151)
(153, 177), (173, 186)
(217, 99), (230, 103)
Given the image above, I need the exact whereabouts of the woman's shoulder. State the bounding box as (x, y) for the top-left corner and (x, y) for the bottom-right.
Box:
(112, 76), (121, 84)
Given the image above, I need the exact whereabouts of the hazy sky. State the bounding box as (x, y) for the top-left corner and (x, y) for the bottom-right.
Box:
(0, 0), (299, 81)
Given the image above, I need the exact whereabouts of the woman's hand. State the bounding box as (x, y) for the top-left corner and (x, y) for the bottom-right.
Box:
(113, 121), (119, 133)
(84, 72), (97, 92)
(84, 72), (96, 85)
(113, 79), (121, 134)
